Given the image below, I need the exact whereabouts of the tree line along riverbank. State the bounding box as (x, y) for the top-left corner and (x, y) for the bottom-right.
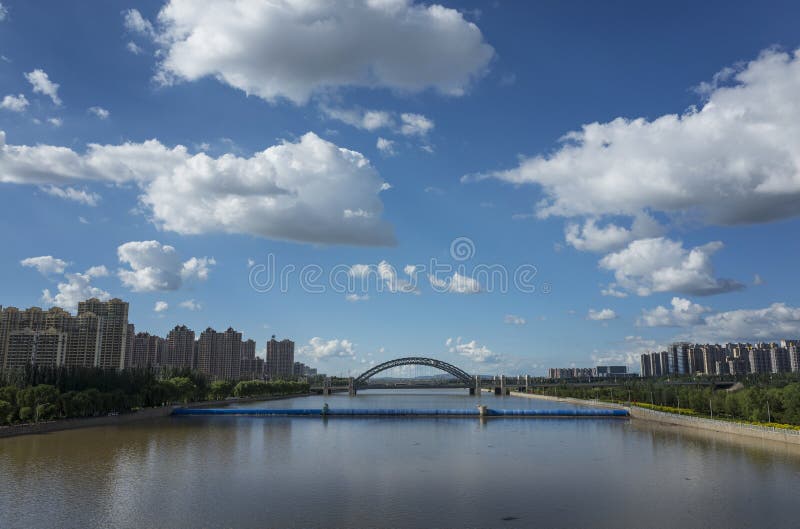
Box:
(0, 365), (309, 426)
(528, 375), (800, 430)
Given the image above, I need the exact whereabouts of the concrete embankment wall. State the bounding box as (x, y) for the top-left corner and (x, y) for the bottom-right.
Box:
(0, 393), (309, 439)
(629, 406), (800, 445)
(510, 390), (800, 446)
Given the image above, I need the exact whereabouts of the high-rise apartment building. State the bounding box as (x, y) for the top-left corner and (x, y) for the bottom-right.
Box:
(164, 325), (196, 369)
(5, 328), (67, 370)
(197, 327), (242, 381)
(78, 298), (129, 370)
(130, 332), (165, 368)
(266, 335), (294, 379)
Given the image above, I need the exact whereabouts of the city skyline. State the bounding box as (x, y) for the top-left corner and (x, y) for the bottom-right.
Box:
(2, 1), (800, 377)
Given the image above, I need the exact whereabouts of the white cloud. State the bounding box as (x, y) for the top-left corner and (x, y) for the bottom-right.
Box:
(180, 256), (216, 281)
(1, 94), (28, 112)
(299, 337), (356, 362)
(587, 308), (617, 321)
(154, 300), (169, 312)
(41, 265), (111, 311)
(40, 186), (100, 206)
(88, 106), (110, 119)
(179, 299), (202, 311)
(147, 0), (494, 104)
(123, 8), (155, 38)
(476, 48), (800, 227)
(693, 303), (800, 342)
(504, 314), (526, 325)
(564, 213), (663, 253)
(753, 273), (764, 286)
(85, 265), (109, 277)
(429, 272), (480, 294)
(126, 41), (144, 55)
(349, 260), (418, 294)
(0, 3), (7, 21)
(25, 69), (61, 105)
(600, 285), (628, 298)
(0, 131), (394, 246)
(399, 113), (434, 136)
(345, 293), (369, 302)
(599, 237), (743, 296)
(376, 137), (396, 156)
(446, 337), (500, 363)
(78, 216), (89, 225)
(637, 297), (710, 327)
(21, 256), (68, 276)
(47, 117), (62, 127)
(117, 240), (215, 292)
(321, 106), (394, 131)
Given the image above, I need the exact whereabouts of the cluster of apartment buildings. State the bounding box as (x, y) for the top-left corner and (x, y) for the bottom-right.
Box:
(546, 365), (629, 380)
(640, 341), (800, 377)
(0, 299), (315, 382)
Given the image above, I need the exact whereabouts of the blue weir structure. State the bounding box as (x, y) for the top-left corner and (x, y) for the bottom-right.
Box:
(172, 407), (630, 418)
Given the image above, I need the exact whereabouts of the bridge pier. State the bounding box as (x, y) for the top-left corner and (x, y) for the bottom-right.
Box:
(323, 377), (332, 396)
(347, 377), (357, 396)
(494, 375), (508, 396)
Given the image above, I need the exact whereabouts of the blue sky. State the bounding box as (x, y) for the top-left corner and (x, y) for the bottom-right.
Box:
(1, 0), (800, 376)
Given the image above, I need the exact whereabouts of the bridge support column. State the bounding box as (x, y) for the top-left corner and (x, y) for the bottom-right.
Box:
(323, 377), (332, 396)
(474, 375), (481, 396)
(525, 375), (530, 393)
(347, 377), (356, 396)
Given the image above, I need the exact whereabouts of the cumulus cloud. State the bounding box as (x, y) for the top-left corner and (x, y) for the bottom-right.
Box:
(587, 308), (617, 321)
(476, 48), (800, 227)
(41, 265), (111, 311)
(145, 0), (494, 104)
(88, 106), (110, 119)
(47, 117), (62, 127)
(399, 113), (434, 136)
(376, 137), (396, 156)
(117, 240), (215, 292)
(349, 260), (418, 294)
(154, 300), (169, 312)
(299, 337), (356, 362)
(0, 131), (394, 246)
(321, 106), (394, 131)
(40, 186), (100, 206)
(565, 213), (663, 253)
(637, 297), (710, 327)
(25, 69), (61, 105)
(429, 272), (481, 294)
(599, 237), (743, 296)
(692, 303), (800, 342)
(123, 8), (155, 37)
(179, 299), (202, 311)
(0, 3), (7, 21)
(1, 94), (28, 112)
(21, 255), (68, 276)
(127, 41), (144, 55)
(504, 314), (526, 325)
(446, 337), (500, 363)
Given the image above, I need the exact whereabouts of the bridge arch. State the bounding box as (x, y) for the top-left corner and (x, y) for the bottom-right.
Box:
(353, 357), (473, 387)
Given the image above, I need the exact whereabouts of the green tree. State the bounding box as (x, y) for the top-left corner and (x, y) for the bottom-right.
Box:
(18, 406), (34, 423)
(0, 400), (13, 425)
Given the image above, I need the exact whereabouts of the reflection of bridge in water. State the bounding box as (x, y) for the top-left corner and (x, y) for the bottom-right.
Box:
(314, 356), (535, 396)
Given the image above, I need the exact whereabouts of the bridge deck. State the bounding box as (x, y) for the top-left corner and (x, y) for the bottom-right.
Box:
(172, 407), (629, 418)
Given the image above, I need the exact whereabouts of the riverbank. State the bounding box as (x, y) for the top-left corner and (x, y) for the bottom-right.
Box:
(511, 390), (800, 446)
(0, 393), (310, 439)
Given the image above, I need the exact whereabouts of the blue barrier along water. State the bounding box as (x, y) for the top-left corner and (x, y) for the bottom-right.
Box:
(172, 407), (629, 418)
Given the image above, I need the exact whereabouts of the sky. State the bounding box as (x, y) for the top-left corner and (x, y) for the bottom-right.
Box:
(1, 0), (800, 377)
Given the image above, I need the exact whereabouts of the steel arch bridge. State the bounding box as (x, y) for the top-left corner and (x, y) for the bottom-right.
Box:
(353, 357), (473, 387)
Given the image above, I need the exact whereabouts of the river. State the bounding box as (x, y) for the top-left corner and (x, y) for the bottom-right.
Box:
(1, 389), (799, 528)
